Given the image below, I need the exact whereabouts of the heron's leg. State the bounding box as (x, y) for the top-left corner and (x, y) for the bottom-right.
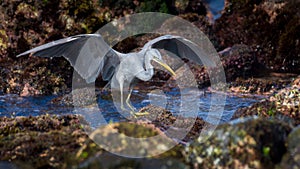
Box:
(126, 89), (149, 116)
(125, 89), (135, 112)
(119, 83), (137, 118)
(119, 82), (126, 111)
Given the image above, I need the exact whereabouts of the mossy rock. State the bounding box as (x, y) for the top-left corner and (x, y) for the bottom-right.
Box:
(88, 121), (176, 158)
(183, 118), (291, 169)
(279, 126), (300, 169)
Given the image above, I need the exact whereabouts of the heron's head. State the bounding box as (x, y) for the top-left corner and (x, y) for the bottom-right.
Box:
(146, 49), (176, 76)
(147, 48), (163, 60)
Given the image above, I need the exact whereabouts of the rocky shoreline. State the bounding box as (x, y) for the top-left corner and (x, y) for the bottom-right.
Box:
(0, 77), (299, 168)
(1, 100), (299, 168)
(0, 0), (299, 168)
(0, 0), (299, 96)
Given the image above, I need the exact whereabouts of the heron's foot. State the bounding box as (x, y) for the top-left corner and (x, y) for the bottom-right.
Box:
(121, 103), (149, 117)
(129, 111), (137, 118)
(121, 105), (126, 111)
(128, 111), (149, 118)
(134, 111), (149, 116)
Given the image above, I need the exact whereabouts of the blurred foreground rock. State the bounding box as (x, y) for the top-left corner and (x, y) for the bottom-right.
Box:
(183, 118), (291, 169)
(0, 113), (187, 168)
(1, 104), (300, 168)
(279, 126), (300, 169)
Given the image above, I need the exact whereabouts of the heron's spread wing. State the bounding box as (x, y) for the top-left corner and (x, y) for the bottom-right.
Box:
(144, 35), (216, 67)
(17, 34), (120, 83)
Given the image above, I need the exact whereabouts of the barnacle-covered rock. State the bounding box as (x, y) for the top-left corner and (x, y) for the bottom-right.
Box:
(233, 77), (300, 124)
(228, 73), (295, 95)
(51, 87), (97, 106)
(270, 86), (300, 122)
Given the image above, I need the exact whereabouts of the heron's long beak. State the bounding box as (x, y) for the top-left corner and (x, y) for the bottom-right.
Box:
(152, 58), (176, 76)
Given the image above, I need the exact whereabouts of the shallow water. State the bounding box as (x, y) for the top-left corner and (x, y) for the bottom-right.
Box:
(206, 0), (225, 20)
(0, 88), (260, 125)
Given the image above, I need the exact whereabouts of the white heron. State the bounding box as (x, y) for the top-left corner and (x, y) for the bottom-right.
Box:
(17, 34), (212, 116)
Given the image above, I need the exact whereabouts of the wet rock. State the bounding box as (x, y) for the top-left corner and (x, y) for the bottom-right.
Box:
(234, 99), (278, 119)
(51, 87), (97, 106)
(233, 77), (300, 125)
(0, 114), (103, 169)
(292, 76), (300, 87)
(183, 118), (291, 169)
(20, 82), (40, 96)
(0, 104), (295, 168)
(0, 114), (83, 136)
(136, 104), (209, 143)
(0, 29), (9, 57)
(228, 74), (294, 95)
(179, 13), (215, 42)
(270, 86), (300, 123)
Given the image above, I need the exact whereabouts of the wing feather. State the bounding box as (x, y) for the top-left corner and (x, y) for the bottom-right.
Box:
(143, 35), (216, 67)
(17, 34), (120, 83)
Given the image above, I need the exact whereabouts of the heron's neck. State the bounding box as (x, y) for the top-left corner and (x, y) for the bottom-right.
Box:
(145, 53), (153, 70)
(136, 54), (154, 81)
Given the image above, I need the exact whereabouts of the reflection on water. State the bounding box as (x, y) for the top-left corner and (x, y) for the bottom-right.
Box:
(0, 88), (260, 125)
